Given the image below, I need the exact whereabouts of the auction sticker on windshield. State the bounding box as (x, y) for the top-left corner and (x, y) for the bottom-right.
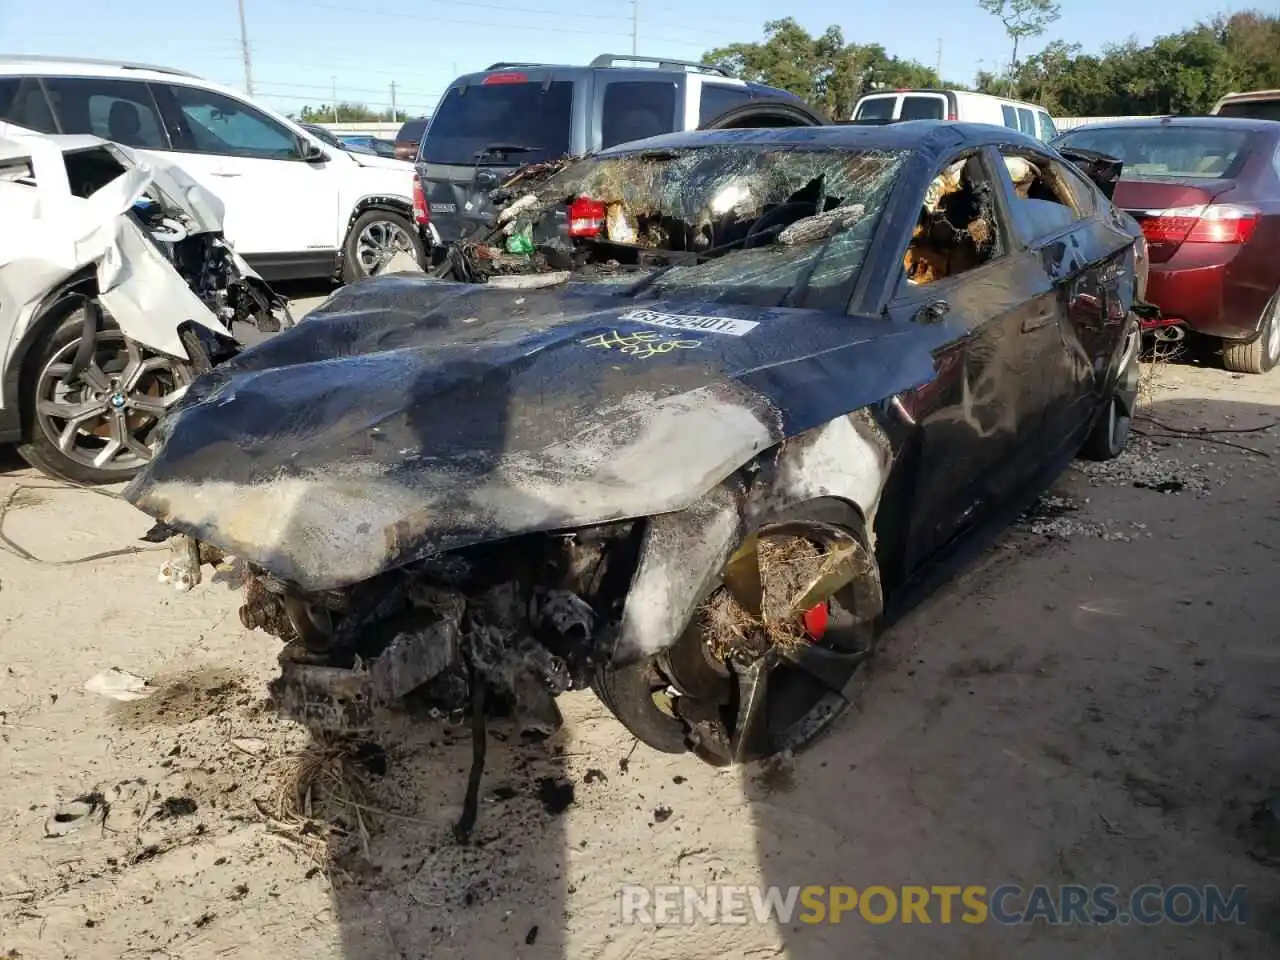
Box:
(620, 309), (759, 337)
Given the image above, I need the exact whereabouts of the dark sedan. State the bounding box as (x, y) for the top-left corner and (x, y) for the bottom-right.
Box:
(125, 122), (1144, 782)
(1053, 117), (1280, 373)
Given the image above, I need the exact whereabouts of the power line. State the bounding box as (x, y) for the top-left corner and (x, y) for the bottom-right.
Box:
(251, 78), (443, 98)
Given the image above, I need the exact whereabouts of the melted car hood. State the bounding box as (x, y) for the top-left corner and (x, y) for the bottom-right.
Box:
(124, 275), (941, 590)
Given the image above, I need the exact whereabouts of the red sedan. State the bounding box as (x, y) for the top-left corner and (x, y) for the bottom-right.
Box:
(1053, 117), (1280, 373)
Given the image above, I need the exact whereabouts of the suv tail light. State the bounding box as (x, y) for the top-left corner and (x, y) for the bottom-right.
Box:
(484, 72), (528, 85)
(567, 196), (605, 238)
(1140, 202), (1260, 246)
(412, 174), (429, 225)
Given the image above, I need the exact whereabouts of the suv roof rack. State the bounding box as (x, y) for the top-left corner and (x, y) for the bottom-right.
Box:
(588, 53), (730, 77)
(0, 53), (199, 78)
(484, 61), (547, 70)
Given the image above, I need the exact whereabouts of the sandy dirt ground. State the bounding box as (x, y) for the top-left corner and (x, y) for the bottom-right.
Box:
(1, 296), (1279, 958)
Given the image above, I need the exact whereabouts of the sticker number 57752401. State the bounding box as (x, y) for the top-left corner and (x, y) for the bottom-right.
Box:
(618, 309), (759, 337)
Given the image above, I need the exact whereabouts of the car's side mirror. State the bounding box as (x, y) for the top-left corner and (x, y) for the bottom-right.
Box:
(300, 139), (330, 164)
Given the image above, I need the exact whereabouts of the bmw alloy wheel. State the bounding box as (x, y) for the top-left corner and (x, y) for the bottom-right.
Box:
(33, 330), (192, 474)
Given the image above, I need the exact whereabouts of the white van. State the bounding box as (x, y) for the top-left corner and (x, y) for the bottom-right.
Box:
(851, 89), (1058, 141)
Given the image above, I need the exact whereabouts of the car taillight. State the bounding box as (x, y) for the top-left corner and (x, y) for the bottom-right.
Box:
(946, 111), (957, 121)
(1141, 202), (1260, 246)
(567, 196), (605, 238)
(412, 174), (429, 225)
(484, 72), (527, 85)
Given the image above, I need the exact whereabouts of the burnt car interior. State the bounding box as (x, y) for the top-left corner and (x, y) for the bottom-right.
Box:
(433, 146), (904, 306)
(903, 153), (1000, 286)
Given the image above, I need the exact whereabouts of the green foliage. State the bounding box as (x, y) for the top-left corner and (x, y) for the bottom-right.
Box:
(295, 103), (408, 123)
(1000, 10), (1280, 114)
(702, 18), (941, 120)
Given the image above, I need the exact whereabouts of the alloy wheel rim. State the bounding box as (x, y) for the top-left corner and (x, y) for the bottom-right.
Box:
(355, 220), (414, 275)
(656, 522), (879, 765)
(34, 329), (190, 473)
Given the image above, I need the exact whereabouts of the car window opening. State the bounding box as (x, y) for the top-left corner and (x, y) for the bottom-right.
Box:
(997, 147), (1085, 238)
(904, 155), (1000, 285)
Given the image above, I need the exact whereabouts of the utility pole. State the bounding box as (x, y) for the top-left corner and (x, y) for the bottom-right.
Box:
(236, 0), (254, 96)
(631, 0), (638, 55)
(935, 38), (942, 81)
(390, 80), (397, 121)
(331, 76), (338, 122)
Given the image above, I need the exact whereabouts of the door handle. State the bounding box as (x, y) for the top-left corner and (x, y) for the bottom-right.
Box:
(1021, 311), (1056, 333)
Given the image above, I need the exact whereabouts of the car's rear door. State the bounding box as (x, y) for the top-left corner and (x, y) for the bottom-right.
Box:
(993, 144), (1136, 441)
(416, 70), (576, 244)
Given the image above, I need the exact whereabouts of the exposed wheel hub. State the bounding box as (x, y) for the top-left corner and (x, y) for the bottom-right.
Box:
(638, 522), (882, 767)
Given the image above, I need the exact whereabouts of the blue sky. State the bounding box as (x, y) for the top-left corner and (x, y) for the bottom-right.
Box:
(1, 0), (1243, 118)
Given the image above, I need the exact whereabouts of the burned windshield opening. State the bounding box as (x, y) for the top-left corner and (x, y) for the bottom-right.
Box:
(479, 143), (907, 311)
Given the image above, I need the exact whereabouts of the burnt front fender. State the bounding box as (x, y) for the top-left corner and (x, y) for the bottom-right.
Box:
(611, 407), (895, 666)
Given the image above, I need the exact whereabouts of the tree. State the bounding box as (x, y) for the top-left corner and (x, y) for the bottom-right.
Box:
(978, 0), (1062, 85)
(971, 10), (1280, 116)
(703, 19), (940, 119)
(1016, 40), (1082, 112)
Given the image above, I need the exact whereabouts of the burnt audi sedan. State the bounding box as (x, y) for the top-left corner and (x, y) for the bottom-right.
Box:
(124, 122), (1144, 811)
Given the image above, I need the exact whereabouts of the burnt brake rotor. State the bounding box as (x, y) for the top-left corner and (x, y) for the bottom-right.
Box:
(634, 519), (882, 767)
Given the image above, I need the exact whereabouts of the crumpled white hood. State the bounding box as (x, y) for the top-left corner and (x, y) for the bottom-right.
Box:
(0, 126), (231, 360)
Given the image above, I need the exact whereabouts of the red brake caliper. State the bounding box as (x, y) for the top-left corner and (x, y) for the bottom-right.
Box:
(802, 603), (829, 640)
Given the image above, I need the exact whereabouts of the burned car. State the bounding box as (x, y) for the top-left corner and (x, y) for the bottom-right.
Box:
(0, 125), (291, 484)
(123, 122), (1144, 823)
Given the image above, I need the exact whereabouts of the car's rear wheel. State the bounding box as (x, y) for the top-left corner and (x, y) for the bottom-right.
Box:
(17, 307), (206, 485)
(593, 507), (881, 765)
(1081, 320), (1141, 461)
(342, 209), (425, 282)
(1221, 291), (1280, 375)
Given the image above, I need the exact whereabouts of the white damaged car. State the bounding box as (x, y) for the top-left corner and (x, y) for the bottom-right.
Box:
(0, 124), (292, 484)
